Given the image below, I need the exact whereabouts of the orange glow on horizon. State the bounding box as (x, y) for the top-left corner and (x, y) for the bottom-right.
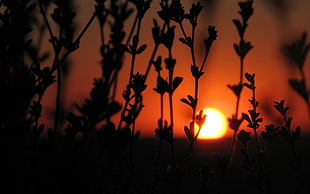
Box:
(195, 108), (227, 139)
(39, 0), (310, 136)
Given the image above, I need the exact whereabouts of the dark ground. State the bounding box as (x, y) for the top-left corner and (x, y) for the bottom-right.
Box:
(1, 134), (309, 194)
(132, 136), (310, 194)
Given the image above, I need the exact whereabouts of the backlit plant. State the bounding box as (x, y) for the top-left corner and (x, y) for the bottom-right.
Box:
(0, 0), (309, 194)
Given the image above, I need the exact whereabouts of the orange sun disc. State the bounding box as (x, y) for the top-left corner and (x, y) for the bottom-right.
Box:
(195, 107), (227, 139)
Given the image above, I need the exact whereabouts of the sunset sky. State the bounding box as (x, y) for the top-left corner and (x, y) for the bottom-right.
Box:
(41, 0), (310, 138)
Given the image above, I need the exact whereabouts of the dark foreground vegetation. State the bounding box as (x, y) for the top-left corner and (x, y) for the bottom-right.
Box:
(0, 0), (309, 193)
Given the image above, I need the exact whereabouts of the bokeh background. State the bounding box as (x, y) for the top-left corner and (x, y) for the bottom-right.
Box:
(39, 0), (310, 138)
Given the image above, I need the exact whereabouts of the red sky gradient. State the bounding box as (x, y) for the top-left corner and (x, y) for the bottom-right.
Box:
(40, 0), (310, 138)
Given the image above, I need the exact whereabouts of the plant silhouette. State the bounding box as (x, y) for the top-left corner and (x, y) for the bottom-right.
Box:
(0, 0), (309, 194)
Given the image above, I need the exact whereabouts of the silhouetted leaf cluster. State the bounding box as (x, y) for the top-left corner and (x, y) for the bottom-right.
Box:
(242, 73), (263, 129)
(0, 0), (41, 136)
(283, 32), (310, 106)
(125, 35), (147, 54)
(227, 83), (243, 97)
(273, 100), (303, 169)
(130, 0), (151, 19)
(274, 100), (301, 144)
(50, 0), (78, 52)
(1, 1), (309, 194)
(155, 119), (173, 144)
(238, 129), (251, 145)
(184, 121), (195, 143)
(228, 115), (244, 131)
(227, 1), (254, 139)
(232, 0), (253, 59)
(237, 73), (268, 192)
(181, 95), (196, 109)
(233, 0), (253, 39)
(261, 124), (280, 144)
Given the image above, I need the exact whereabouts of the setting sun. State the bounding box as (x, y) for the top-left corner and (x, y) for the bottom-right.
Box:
(196, 108), (227, 139)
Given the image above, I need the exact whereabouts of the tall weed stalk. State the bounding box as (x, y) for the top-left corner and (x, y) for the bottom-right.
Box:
(227, 0), (254, 162)
(282, 32), (310, 117)
(174, 1), (217, 168)
(0, 0), (309, 194)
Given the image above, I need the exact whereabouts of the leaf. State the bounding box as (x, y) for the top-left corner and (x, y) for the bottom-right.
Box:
(108, 101), (122, 117)
(178, 37), (190, 47)
(256, 118), (263, 123)
(242, 113), (253, 128)
(184, 125), (194, 143)
(238, 129), (251, 145)
(155, 120), (173, 144)
(172, 77), (183, 92)
(153, 56), (162, 72)
(187, 95), (195, 104)
(191, 65), (203, 79)
(157, 118), (163, 129)
(292, 126), (301, 142)
(274, 100), (289, 115)
(283, 32), (310, 70)
(186, 36), (192, 46)
(280, 127), (292, 143)
(122, 84), (131, 100)
(180, 98), (191, 107)
(152, 19), (161, 44)
(180, 95), (196, 108)
(164, 58), (176, 70)
(227, 83), (243, 97)
(262, 124), (280, 144)
(133, 130), (141, 141)
(196, 110), (206, 127)
(204, 26), (217, 51)
(233, 43), (240, 56)
(243, 83), (252, 89)
(228, 116), (244, 131)
(232, 19), (244, 38)
(249, 110), (259, 120)
(239, 40), (253, 58)
(245, 72), (254, 83)
(289, 79), (309, 103)
(136, 44), (147, 54)
(154, 76), (170, 94)
(161, 26), (175, 49)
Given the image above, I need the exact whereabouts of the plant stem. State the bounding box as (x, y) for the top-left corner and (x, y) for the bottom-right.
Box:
(192, 78), (199, 122)
(38, 2), (56, 51)
(52, 12), (97, 72)
(145, 21), (168, 80)
(179, 18), (205, 168)
(185, 124), (202, 168)
(156, 74), (164, 168)
(53, 66), (61, 134)
(38, 1), (62, 134)
(111, 14), (138, 101)
(167, 45), (175, 165)
(145, 43), (159, 79)
(118, 16), (143, 131)
(282, 111), (300, 169)
(251, 83), (265, 194)
(190, 25), (197, 67)
(169, 94), (175, 166)
(169, 76), (175, 166)
(126, 15), (138, 46)
(230, 57), (244, 157)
